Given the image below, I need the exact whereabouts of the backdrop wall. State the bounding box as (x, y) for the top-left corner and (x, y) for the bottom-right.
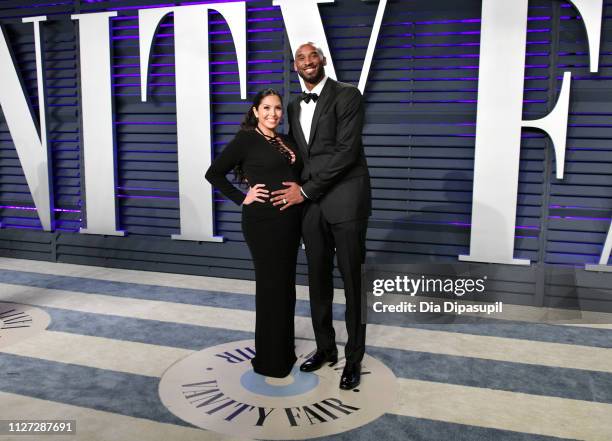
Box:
(0, 0), (611, 310)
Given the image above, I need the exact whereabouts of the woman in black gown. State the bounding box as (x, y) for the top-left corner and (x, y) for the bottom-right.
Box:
(205, 89), (302, 378)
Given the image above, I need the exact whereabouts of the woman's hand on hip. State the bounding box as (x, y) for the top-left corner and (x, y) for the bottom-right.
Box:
(243, 184), (269, 205)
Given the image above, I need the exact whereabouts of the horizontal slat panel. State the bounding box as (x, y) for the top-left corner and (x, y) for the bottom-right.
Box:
(0, 0), (609, 305)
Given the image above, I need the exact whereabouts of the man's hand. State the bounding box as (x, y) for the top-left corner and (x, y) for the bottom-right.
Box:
(270, 182), (305, 211)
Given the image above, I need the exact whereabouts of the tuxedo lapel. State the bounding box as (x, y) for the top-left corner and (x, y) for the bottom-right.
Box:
(308, 79), (335, 147)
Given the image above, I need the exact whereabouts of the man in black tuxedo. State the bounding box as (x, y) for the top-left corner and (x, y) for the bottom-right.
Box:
(270, 42), (371, 390)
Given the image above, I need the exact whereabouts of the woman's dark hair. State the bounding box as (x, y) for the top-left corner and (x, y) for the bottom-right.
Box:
(240, 88), (283, 130)
(234, 89), (283, 185)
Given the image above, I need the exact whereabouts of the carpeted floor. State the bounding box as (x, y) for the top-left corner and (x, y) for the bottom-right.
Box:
(0, 257), (611, 441)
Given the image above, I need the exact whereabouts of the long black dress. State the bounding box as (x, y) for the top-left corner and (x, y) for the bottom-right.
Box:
(205, 129), (302, 378)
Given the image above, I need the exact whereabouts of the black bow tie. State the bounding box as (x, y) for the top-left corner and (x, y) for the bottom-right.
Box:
(301, 92), (319, 104)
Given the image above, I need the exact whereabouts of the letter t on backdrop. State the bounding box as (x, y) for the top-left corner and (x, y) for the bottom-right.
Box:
(139, 3), (247, 242)
(460, 0), (602, 266)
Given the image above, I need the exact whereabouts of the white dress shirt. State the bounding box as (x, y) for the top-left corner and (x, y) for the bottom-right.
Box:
(299, 75), (328, 144)
(298, 76), (328, 200)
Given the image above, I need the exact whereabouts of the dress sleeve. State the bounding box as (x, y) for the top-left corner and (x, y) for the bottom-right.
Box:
(205, 131), (248, 206)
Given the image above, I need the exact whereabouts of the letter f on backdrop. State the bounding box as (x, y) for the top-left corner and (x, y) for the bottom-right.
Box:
(460, 0), (603, 265)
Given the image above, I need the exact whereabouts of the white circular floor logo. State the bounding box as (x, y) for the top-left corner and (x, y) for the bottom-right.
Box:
(0, 302), (50, 348)
(159, 339), (397, 440)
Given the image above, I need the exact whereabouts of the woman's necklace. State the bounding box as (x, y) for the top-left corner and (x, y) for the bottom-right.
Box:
(255, 126), (295, 164)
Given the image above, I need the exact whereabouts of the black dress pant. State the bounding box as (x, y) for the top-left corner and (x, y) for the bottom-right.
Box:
(242, 206), (301, 377)
(302, 202), (367, 364)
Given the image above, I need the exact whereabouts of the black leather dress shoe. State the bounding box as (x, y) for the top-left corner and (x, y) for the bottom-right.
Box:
(339, 362), (361, 390)
(300, 350), (338, 372)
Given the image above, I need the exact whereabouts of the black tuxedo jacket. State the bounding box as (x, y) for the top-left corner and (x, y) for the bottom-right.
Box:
(288, 78), (371, 224)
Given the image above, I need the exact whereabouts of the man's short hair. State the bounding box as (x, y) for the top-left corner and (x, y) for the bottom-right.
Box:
(295, 42), (326, 59)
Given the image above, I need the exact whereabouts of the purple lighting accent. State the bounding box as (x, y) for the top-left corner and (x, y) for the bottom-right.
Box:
(405, 75), (548, 82)
(112, 28), (280, 41)
(401, 29), (550, 38)
(117, 186), (178, 192)
(517, 225), (540, 231)
(113, 50), (279, 61)
(114, 121), (175, 125)
(113, 16), (277, 30)
(116, 194), (178, 200)
(399, 100), (477, 104)
(110, 5), (277, 21)
(410, 220), (539, 231)
(9, 0), (72, 6)
(248, 7), (279, 12)
(0, 225), (43, 231)
(108, 3), (174, 11)
(563, 76), (612, 81)
(116, 80), (283, 87)
(399, 99), (544, 104)
(112, 60), (280, 71)
(549, 216), (612, 222)
(411, 18), (482, 25)
(0, 205), (36, 211)
(447, 222), (470, 227)
(179, 0), (243, 5)
(55, 208), (81, 214)
(550, 205), (611, 210)
(0, 205), (81, 213)
(406, 16), (551, 26)
(412, 40), (550, 48)
(405, 52), (549, 60)
(413, 31), (481, 36)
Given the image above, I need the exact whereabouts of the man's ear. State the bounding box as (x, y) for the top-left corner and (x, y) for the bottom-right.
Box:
(293, 61), (298, 72)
